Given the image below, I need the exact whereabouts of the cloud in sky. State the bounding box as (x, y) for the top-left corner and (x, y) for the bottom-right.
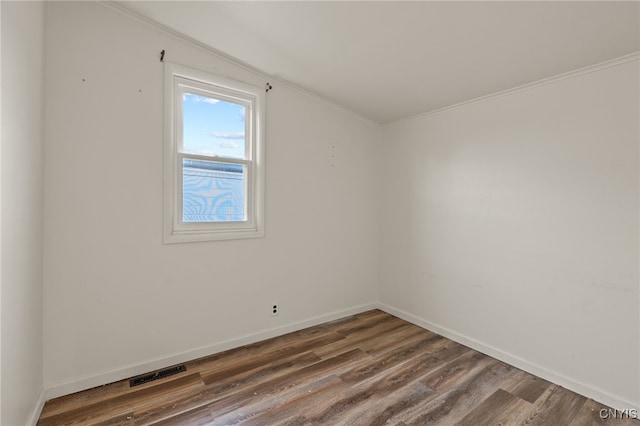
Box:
(184, 93), (219, 104)
(217, 141), (239, 149)
(212, 131), (245, 140)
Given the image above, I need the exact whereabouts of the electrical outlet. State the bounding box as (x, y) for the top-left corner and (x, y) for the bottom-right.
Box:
(271, 304), (279, 316)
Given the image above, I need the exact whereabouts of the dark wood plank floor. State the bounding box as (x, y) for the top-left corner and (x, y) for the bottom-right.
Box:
(38, 310), (638, 425)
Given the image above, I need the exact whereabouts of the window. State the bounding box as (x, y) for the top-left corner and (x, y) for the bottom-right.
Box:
(164, 63), (265, 243)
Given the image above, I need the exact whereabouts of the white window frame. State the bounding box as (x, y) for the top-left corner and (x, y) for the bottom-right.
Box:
(164, 63), (265, 243)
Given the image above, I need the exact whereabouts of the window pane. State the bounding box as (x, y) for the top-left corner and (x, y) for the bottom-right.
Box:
(182, 92), (246, 159)
(182, 159), (246, 222)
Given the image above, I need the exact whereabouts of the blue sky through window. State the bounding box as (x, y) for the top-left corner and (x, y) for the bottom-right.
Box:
(182, 92), (246, 159)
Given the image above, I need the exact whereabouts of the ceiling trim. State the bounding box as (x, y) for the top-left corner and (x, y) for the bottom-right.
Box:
(100, 1), (380, 128)
(385, 51), (640, 128)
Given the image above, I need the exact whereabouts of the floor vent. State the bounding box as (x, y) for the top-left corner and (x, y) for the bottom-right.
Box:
(130, 365), (186, 387)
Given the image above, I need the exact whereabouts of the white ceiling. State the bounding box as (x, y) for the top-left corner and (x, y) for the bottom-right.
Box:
(119, 1), (640, 124)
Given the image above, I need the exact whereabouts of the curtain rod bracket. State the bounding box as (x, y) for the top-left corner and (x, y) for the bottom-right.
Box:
(160, 50), (166, 62)
(266, 82), (272, 93)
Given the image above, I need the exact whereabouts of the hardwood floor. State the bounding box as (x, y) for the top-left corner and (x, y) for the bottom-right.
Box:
(38, 310), (637, 425)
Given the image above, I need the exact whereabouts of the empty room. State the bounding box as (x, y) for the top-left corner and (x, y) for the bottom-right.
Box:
(2, 1), (639, 425)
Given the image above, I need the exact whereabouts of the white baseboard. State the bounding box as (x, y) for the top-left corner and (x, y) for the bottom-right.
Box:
(377, 302), (639, 412)
(43, 302), (378, 401)
(26, 388), (46, 426)
(44, 302), (634, 415)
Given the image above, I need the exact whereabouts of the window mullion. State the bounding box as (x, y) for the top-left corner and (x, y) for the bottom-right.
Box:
(179, 152), (251, 167)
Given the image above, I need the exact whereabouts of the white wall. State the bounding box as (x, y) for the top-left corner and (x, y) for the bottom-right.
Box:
(1, 1), (46, 424)
(379, 59), (639, 408)
(43, 2), (379, 394)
